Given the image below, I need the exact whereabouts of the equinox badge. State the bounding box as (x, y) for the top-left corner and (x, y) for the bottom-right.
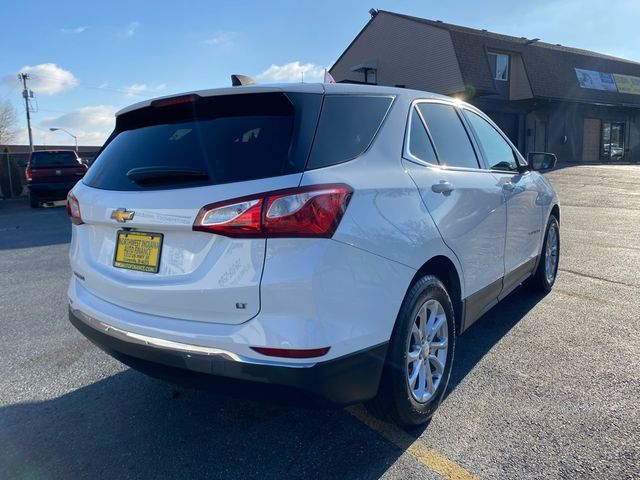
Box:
(110, 208), (135, 223)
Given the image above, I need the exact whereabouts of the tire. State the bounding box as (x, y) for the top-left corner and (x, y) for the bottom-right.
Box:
(367, 275), (456, 428)
(526, 214), (559, 292)
(29, 193), (40, 208)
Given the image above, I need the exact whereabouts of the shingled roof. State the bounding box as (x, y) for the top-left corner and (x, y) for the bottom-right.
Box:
(379, 11), (640, 107)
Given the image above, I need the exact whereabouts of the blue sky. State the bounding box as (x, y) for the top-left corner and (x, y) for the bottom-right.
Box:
(1, 0), (637, 146)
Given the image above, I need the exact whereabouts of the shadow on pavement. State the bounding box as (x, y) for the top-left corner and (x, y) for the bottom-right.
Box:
(446, 286), (546, 398)
(0, 370), (407, 480)
(0, 199), (70, 250)
(0, 288), (546, 479)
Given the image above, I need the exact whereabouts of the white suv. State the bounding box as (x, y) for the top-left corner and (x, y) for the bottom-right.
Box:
(67, 83), (559, 426)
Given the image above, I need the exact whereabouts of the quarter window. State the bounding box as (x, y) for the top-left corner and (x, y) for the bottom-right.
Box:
(464, 110), (518, 172)
(306, 95), (392, 169)
(407, 108), (438, 164)
(417, 103), (479, 169)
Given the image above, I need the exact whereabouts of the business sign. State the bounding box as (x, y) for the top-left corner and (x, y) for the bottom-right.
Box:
(613, 74), (640, 95)
(574, 68), (617, 91)
(575, 68), (640, 95)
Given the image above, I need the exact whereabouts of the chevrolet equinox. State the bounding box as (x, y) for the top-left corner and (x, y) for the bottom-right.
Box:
(67, 83), (560, 427)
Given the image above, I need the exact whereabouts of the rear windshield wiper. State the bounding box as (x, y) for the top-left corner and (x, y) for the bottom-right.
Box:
(126, 166), (209, 185)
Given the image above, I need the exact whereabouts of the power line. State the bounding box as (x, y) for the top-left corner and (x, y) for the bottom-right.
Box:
(0, 78), (22, 102)
(25, 72), (157, 97)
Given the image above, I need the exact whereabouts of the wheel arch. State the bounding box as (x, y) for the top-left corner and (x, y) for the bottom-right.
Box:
(551, 204), (560, 223)
(411, 255), (464, 335)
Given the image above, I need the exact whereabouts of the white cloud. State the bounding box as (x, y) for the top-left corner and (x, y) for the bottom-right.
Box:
(61, 26), (88, 34)
(122, 83), (166, 97)
(22, 105), (118, 146)
(122, 83), (147, 97)
(13, 63), (78, 95)
(203, 31), (237, 46)
(40, 105), (117, 130)
(257, 61), (326, 83)
(122, 21), (140, 38)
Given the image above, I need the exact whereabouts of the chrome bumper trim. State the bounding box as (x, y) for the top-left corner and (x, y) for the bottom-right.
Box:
(71, 307), (317, 369)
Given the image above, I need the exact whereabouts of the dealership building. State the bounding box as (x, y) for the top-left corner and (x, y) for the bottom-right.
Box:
(330, 10), (640, 162)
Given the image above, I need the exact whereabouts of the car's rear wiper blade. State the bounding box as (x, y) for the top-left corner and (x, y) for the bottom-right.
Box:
(126, 166), (209, 185)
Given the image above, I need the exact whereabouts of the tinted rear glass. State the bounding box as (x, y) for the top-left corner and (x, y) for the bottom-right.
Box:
(83, 92), (321, 191)
(306, 95), (393, 170)
(30, 151), (79, 167)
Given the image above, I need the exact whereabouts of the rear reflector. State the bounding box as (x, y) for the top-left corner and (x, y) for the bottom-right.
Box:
(66, 191), (83, 225)
(193, 184), (352, 238)
(251, 346), (331, 358)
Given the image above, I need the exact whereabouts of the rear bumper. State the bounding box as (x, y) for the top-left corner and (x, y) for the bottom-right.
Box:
(69, 307), (387, 405)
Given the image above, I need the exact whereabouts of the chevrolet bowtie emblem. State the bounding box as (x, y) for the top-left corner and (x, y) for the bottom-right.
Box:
(110, 208), (135, 223)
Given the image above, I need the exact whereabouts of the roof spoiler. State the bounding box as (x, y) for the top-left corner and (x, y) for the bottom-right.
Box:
(231, 74), (256, 86)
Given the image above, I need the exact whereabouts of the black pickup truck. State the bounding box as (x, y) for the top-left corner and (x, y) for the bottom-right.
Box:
(26, 150), (88, 208)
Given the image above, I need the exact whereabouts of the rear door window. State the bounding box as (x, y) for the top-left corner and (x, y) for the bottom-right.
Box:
(83, 92), (322, 191)
(30, 151), (79, 167)
(306, 95), (393, 169)
(417, 103), (479, 169)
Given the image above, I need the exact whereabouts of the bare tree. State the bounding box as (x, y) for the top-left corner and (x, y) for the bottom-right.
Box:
(0, 100), (18, 145)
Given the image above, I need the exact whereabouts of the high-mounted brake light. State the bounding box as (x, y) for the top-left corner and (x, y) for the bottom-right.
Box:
(66, 191), (83, 225)
(193, 184), (352, 238)
(150, 94), (200, 108)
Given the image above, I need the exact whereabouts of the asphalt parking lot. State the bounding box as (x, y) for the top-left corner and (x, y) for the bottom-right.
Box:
(1, 164), (639, 480)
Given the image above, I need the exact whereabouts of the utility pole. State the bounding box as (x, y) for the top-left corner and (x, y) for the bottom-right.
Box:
(19, 73), (34, 153)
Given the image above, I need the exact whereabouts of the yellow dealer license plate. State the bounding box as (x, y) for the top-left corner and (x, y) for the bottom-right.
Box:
(113, 231), (163, 273)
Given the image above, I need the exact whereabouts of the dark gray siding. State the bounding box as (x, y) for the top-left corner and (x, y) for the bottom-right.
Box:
(509, 54), (533, 100)
(330, 13), (465, 95)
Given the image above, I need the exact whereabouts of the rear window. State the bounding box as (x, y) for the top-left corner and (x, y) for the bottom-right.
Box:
(30, 151), (79, 167)
(83, 92), (322, 191)
(306, 95), (393, 170)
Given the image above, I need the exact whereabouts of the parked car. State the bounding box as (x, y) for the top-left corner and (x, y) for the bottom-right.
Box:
(67, 83), (560, 427)
(26, 150), (87, 208)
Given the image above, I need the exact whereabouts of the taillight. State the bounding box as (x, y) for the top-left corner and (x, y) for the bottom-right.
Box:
(25, 165), (32, 182)
(193, 184), (352, 238)
(66, 191), (83, 225)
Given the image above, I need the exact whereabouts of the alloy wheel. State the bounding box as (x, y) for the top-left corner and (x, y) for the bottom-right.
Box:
(406, 299), (449, 403)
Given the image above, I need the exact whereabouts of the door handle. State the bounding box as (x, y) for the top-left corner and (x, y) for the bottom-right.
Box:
(502, 182), (516, 192)
(432, 181), (455, 194)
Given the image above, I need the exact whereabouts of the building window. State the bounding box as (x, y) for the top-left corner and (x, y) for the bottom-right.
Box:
(488, 52), (509, 81)
(365, 69), (377, 84)
(601, 121), (625, 161)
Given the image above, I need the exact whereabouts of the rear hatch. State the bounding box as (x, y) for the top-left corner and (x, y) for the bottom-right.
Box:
(28, 151), (87, 183)
(71, 89), (322, 325)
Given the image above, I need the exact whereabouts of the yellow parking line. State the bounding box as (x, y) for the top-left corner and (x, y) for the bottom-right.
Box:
(347, 405), (477, 480)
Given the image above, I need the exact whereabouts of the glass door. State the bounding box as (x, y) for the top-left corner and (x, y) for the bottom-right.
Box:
(601, 121), (625, 161)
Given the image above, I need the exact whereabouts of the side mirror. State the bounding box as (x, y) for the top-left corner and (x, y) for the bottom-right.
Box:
(527, 152), (557, 171)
